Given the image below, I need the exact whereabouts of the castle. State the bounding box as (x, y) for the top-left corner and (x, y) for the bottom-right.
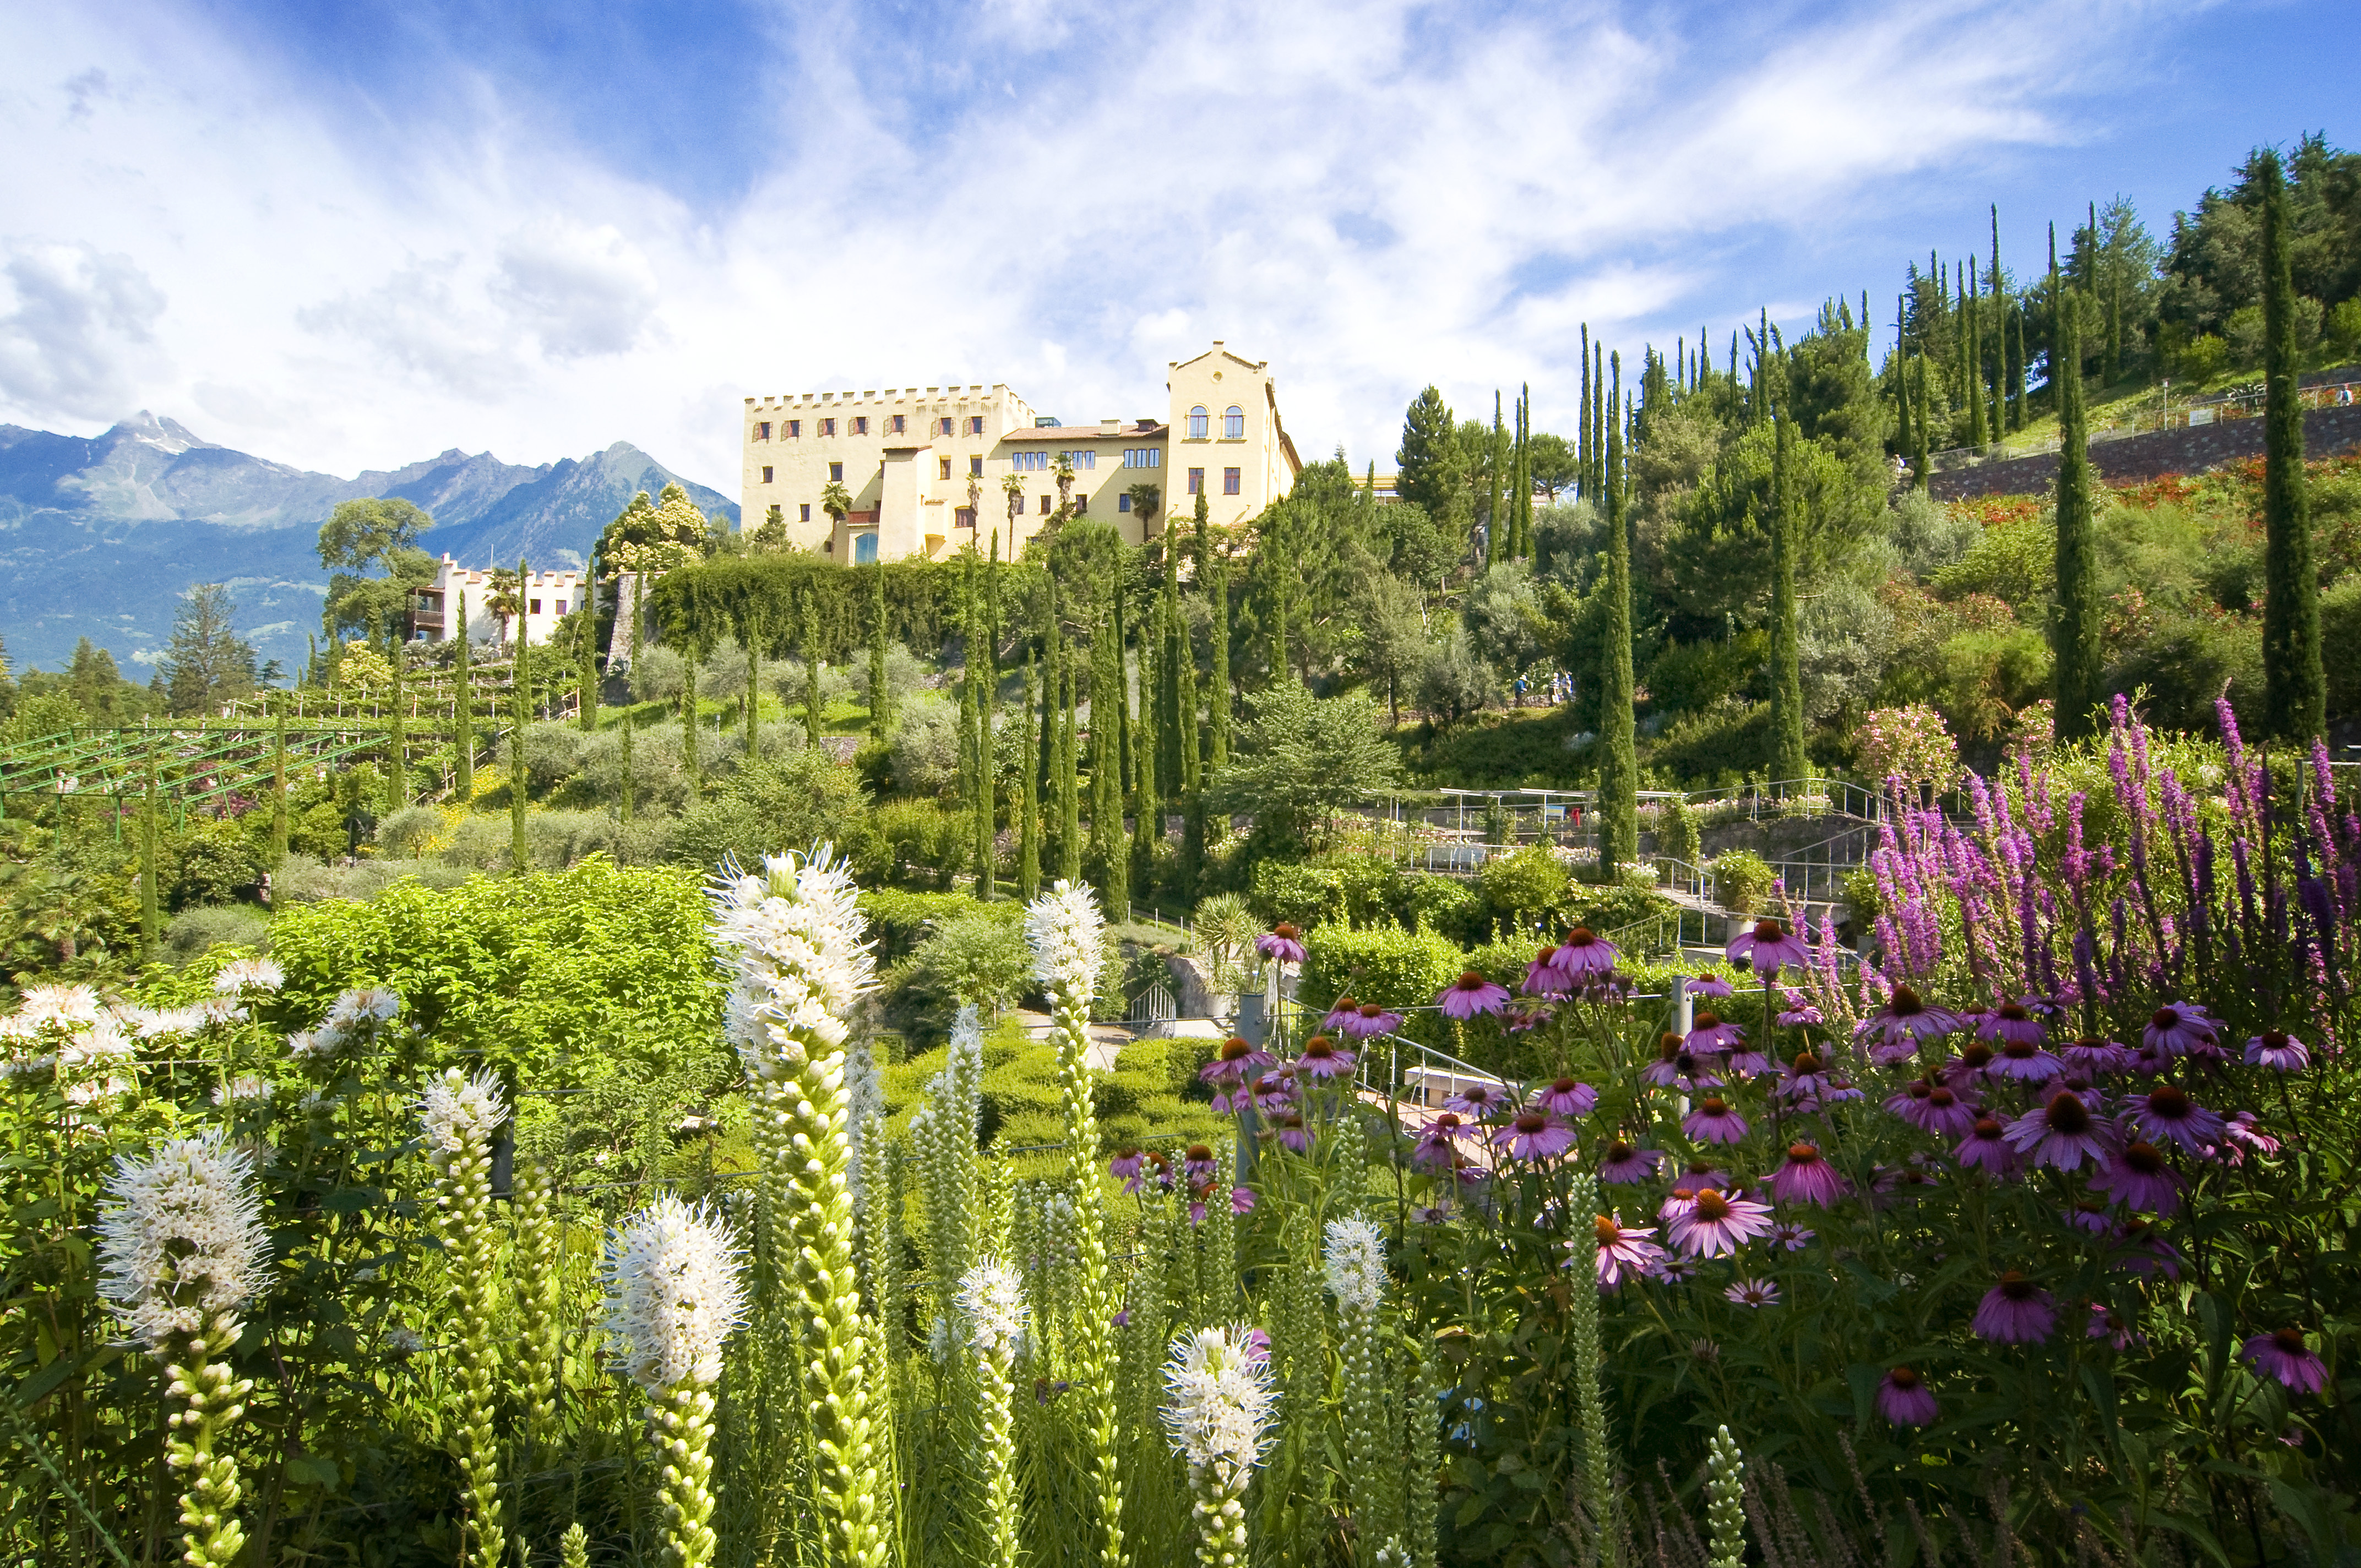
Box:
(739, 342), (1303, 561)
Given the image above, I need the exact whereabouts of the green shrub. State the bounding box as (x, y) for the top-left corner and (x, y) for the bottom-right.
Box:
(1656, 794), (1702, 867)
(376, 804), (445, 859)
(1709, 848), (1776, 914)
(861, 888), (985, 961)
(1298, 923), (1465, 1048)
(669, 751), (874, 874)
(899, 907), (1031, 1027)
(166, 818), (264, 911)
(1397, 873), (1481, 940)
(2319, 576), (2361, 720)
(1478, 844), (1568, 937)
(161, 904), (269, 967)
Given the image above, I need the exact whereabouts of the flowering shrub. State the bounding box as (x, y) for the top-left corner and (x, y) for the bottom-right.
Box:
(1855, 701), (1961, 789)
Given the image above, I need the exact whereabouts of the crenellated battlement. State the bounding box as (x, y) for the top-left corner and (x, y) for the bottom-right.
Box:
(742, 384), (1008, 407)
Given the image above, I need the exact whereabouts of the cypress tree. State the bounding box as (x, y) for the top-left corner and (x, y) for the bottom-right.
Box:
(1912, 357), (1931, 488)
(1516, 383), (1533, 558)
(2051, 225), (2104, 743)
(1207, 503), (1230, 767)
(1058, 628), (1081, 884)
(868, 559), (890, 742)
(1131, 584), (1160, 901)
(380, 606), (406, 813)
(578, 546), (601, 734)
(962, 548), (991, 899)
(1963, 262), (1985, 448)
(1768, 413), (1807, 782)
(2009, 306), (2026, 432)
(1596, 358), (1639, 876)
(743, 622), (760, 765)
(1486, 390), (1505, 565)
(980, 537), (1000, 897)
(510, 560), (531, 875)
(1894, 292), (1913, 458)
(1177, 510), (1201, 789)
(1577, 326), (1592, 502)
(619, 581), (639, 823)
(2258, 148), (2326, 741)
(800, 587), (823, 749)
(1989, 205), (2007, 442)
(1019, 647), (1042, 899)
(1089, 597), (1128, 914)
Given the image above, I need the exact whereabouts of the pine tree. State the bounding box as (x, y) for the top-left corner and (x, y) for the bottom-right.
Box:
(2051, 225), (2105, 744)
(1768, 413), (1807, 782)
(2257, 148), (2326, 741)
(1019, 648), (1042, 900)
(453, 590), (475, 796)
(1596, 358), (1639, 876)
(869, 560), (890, 742)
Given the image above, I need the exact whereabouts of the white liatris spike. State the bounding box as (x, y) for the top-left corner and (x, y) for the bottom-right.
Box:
(97, 1135), (269, 1568)
(418, 1067), (509, 1169)
(1322, 1216), (1389, 1314)
(1025, 879), (1105, 999)
(1161, 1325), (1276, 1568)
(602, 1197), (747, 1568)
(97, 1134), (270, 1354)
(601, 1196), (750, 1394)
(711, 847), (875, 1074)
(959, 1257), (1027, 1568)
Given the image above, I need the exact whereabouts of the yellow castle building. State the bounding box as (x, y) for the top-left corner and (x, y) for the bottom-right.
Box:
(739, 341), (1303, 562)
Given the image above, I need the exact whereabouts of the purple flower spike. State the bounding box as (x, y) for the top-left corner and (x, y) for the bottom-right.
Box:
(1256, 924), (1308, 965)
(1727, 917), (1810, 976)
(1437, 970), (1510, 1020)
(2243, 1329), (2329, 1394)
(2244, 1032), (2310, 1073)
(1972, 1272), (2057, 1343)
(1878, 1366), (1939, 1428)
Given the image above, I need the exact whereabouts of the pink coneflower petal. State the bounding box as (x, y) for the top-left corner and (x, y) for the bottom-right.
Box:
(1727, 917), (1810, 976)
(1976, 1002), (2048, 1047)
(1666, 1186), (1775, 1258)
(2004, 1090), (2120, 1171)
(1532, 1077), (1598, 1117)
(1495, 1110), (1577, 1162)
(1411, 1113), (1467, 1171)
(1770, 1222), (1815, 1251)
(1988, 1036), (2064, 1082)
(1295, 1035), (1359, 1080)
(2092, 1140), (2183, 1215)
(1972, 1271), (2057, 1343)
(1521, 950), (1566, 997)
(1340, 1003), (1403, 1039)
(2125, 1085), (2224, 1152)
(1686, 974), (1736, 999)
(1437, 970), (1511, 1020)
(1587, 1213), (1666, 1292)
(1199, 1035), (1276, 1085)
(1954, 1117), (2021, 1177)
(1551, 926), (1620, 983)
(1445, 1080), (1511, 1119)
(1597, 1142), (1662, 1184)
(2086, 1302), (2145, 1350)
(1724, 1277), (1781, 1308)
(2242, 1329), (2328, 1394)
(1684, 1010), (1747, 1054)
(1680, 1096), (1749, 1145)
(2144, 1003), (2219, 1060)
(1320, 995), (1361, 1032)
(1765, 1142), (1848, 1208)
(2243, 1031), (2310, 1073)
(1877, 1366), (1939, 1427)
(1256, 924), (1308, 965)
(2060, 1036), (2130, 1074)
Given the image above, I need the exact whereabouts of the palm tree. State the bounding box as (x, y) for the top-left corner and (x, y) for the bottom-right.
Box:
(485, 567), (523, 647)
(822, 480), (854, 549)
(1000, 470), (1025, 557)
(1127, 482), (1162, 540)
(1052, 453), (1076, 520)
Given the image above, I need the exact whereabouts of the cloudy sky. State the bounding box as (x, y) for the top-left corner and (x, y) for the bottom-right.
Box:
(1, 0), (2353, 492)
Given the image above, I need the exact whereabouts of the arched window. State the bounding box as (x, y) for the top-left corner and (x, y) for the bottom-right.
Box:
(1188, 405), (1209, 439)
(1223, 405), (1244, 439)
(853, 532), (879, 564)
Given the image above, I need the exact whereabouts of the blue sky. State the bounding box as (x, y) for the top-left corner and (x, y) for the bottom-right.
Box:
(2, 0), (2354, 489)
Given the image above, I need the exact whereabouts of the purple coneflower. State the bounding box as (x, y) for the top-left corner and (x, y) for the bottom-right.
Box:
(2126, 1084), (2224, 1152)
(1504, 1000), (1555, 1032)
(2212, 1110), (2280, 1166)
(1532, 1077), (1597, 1117)
(1667, 1186), (1775, 1258)
(2244, 1031), (2310, 1073)
(1445, 1079), (1511, 1119)
(1182, 1144), (1218, 1186)
(1725, 1277), (1781, 1308)
(2144, 1003), (2219, 1059)
(1817, 1077), (1864, 1106)
(1972, 1271), (2057, 1343)
(1678, 1157), (1731, 1190)
(1684, 1010), (1747, 1054)
(1269, 1114), (1314, 1153)
(2242, 1329), (2329, 1394)
(1228, 1184), (1255, 1214)
(1857, 984), (1964, 1060)
(1776, 997), (1823, 1028)
(1766, 1142), (1847, 1207)
(1954, 1117), (2020, 1177)
(2110, 1216), (2183, 1280)
(1411, 1114), (1466, 1171)
(2060, 1036), (2130, 1075)
(1597, 1141), (1661, 1184)
(1977, 1001), (2047, 1047)
(1989, 1036), (2064, 1082)
(1256, 924), (1308, 965)
(1551, 927), (1619, 983)
(1770, 1222), (1815, 1251)
(1437, 970), (1511, 1020)
(2087, 1302), (2145, 1350)
(1778, 1049), (1833, 1098)
(1111, 1148), (1145, 1189)
(1894, 1081), (1980, 1140)
(2068, 1196), (2113, 1234)
(2093, 1140), (2182, 1215)
(1687, 973), (1736, 999)
(1342, 1003), (1403, 1039)
(1728, 918), (1809, 976)
(1497, 1110), (1576, 1162)
(1722, 1047), (1774, 1077)
(1200, 1035), (1275, 1085)
(1520, 948), (1565, 997)
(1644, 1034), (1723, 1089)
(1252, 1070), (1299, 1117)
(1295, 1035), (1358, 1080)
(1877, 1366), (1939, 1428)
(2005, 1090), (2118, 1171)
(1682, 1096), (1749, 1145)
(1945, 1041), (1998, 1080)
(1590, 1214), (1665, 1291)
(1320, 995), (1361, 1032)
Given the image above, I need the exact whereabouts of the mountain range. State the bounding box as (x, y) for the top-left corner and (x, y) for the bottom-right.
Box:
(0, 412), (737, 674)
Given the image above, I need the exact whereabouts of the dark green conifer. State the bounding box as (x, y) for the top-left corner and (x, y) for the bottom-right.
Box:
(2052, 225), (2104, 743)
(1578, 326), (1591, 502)
(1089, 596), (1127, 913)
(1019, 647), (1042, 900)
(578, 545), (600, 734)
(510, 558), (530, 875)
(868, 559), (890, 742)
(453, 590), (475, 796)
(1056, 592), (1081, 883)
(1205, 489), (1230, 768)
(1769, 414), (1807, 782)
(1486, 390), (1505, 565)
(1596, 358), (1639, 876)
(1131, 585), (1160, 901)
(800, 587), (823, 749)
(2257, 149), (2326, 741)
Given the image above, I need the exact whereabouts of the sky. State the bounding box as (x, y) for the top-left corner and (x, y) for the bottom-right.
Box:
(1, 0), (2355, 494)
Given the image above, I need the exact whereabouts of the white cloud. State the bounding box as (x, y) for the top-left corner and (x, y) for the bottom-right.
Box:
(0, 0), (2179, 491)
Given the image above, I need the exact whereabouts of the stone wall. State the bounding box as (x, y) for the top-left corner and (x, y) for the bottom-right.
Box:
(1931, 404), (2361, 501)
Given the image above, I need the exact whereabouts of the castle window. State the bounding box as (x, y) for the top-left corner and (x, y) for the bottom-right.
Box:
(1013, 450), (1049, 472)
(786, 420), (801, 437)
(1118, 492), (1131, 513)
(1188, 405), (1209, 439)
(820, 418), (836, 436)
(800, 503), (812, 521)
(890, 414), (906, 434)
(1223, 405), (1244, 438)
(1058, 450), (1095, 470)
(939, 416), (955, 435)
(955, 507), (976, 528)
(854, 532), (878, 564)
(762, 465), (774, 483)
(1124, 448), (1160, 467)
(1223, 466), (1241, 495)
(1075, 495), (1087, 515)
(970, 455), (984, 476)
(755, 421), (771, 440)
(852, 416), (869, 435)
(1038, 495), (1051, 514)
(829, 462), (844, 482)
(1187, 467), (1204, 495)
(939, 457), (952, 480)
(530, 598), (542, 616)
(967, 415), (984, 435)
